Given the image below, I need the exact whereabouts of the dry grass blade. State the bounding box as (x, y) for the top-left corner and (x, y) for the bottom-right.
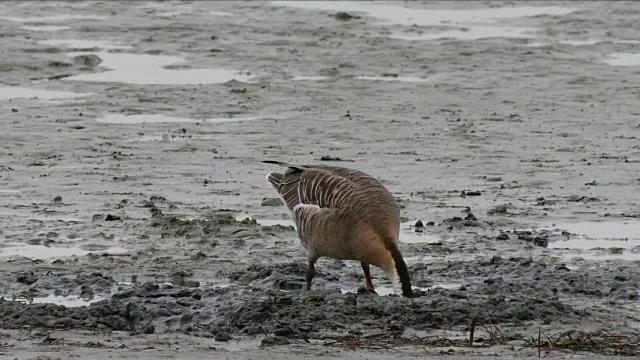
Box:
(469, 315), (477, 347)
(526, 330), (640, 356)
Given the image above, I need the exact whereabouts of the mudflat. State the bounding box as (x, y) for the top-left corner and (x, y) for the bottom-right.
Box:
(1, 1), (639, 359)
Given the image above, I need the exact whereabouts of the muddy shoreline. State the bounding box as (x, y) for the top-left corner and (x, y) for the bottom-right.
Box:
(1, 1), (640, 358)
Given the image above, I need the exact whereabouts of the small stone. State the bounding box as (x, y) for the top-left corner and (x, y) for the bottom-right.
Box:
(73, 53), (102, 67)
(496, 233), (509, 240)
(16, 271), (37, 285)
(143, 323), (155, 334)
(487, 204), (508, 215)
(275, 296), (293, 305)
(334, 12), (354, 21)
(182, 280), (200, 288)
(215, 331), (231, 342)
(53, 195), (62, 203)
(556, 264), (571, 271)
(105, 214), (122, 221)
(260, 197), (282, 207)
(261, 336), (290, 346)
(274, 327), (294, 337)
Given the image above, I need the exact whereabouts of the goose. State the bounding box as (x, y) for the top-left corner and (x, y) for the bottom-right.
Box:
(262, 160), (413, 297)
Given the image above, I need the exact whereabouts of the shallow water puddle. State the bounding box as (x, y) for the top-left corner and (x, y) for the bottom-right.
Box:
(98, 114), (199, 124)
(22, 25), (71, 32)
(603, 53), (640, 66)
(396, 25), (537, 41)
(64, 52), (253, 85)
(235, 213), (295, 228)
(0, 86), (92, 101)
(97, 114), (262, 124)
(271, 1), (576, 41)
(341, 283), (460, 296)
(292, 75), (331, 81)
(528, 39), (640, 47)
(356, 75), (431, 83)
(548, 221), (640, 249)
(124, 134), (218, 142)
(210, 11), (234, 17)
(38, 39), (132, 50)
(400, 220), (448, 244)
(401, 230), (444, 244)
(0, 244), (130, 259)
(2, 294), (105, 307)
(545, 220), (640, 261)
(0, 14), (108, 22)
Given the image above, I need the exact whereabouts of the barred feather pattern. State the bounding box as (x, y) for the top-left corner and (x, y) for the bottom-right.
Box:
(266, 164), (399, 250)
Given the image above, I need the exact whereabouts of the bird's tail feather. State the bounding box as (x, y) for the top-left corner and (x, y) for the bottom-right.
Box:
(262, 160), (307, 172)
(266, 171), (283, 188)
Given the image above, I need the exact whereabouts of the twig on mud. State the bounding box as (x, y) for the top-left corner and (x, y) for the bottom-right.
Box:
(21, 256), (41, 263)
(41, 334), (64, 346)
(526, 330), (640, 356)
(538, 328), (541, 358)
(68, 340), (108, 348)
(321, 332), (471, 350)
(469, 315), (477, 347)
(492, 322), (507, 344)
(543, 330), (554, 357)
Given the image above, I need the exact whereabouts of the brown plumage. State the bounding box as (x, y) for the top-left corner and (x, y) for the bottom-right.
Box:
(262, 160), (412, 297)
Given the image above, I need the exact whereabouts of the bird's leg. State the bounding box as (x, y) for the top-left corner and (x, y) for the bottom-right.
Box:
(305, 257), (318, 291)
(361, 262), (375, 291)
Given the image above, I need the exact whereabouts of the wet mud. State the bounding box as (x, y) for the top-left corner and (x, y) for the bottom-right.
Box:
(1, 1), (640, 358)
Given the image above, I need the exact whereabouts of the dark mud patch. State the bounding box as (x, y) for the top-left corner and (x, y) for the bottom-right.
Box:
(421, 257), (640, 300)
(0, 255), (638, 355)
(147, 206), (242, 239)
(219, 289), (576, 337)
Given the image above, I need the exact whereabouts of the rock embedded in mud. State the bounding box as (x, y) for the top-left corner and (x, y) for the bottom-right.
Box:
(461, 190), (481, 197)
(105, 214), (122, 221)
(465, 213), (478, 221)
(260, 197), (282, 207)
(143, 323), (155, 334)
(334, 12), (357, 21)
(16, 271), (37, 285)
(215, 331), (231, 341)
(73, 53), (102, 67)
(48, 60), (72, 68)
(150, 195), (167, 202)
(261, 336), (290, 346)
(487, 204), (508, 215)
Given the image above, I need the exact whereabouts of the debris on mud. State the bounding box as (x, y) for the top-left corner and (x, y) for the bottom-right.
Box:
(334, 12), (360, 21)
(72, 53), (102, 67)
(148, 208), (238, 239)
(261, 197), (283, 207)
(461, 190), (482, 197)
(319, 156), (354, 162)
(487, 204), (510, 215)
(105, 214), (122, 221)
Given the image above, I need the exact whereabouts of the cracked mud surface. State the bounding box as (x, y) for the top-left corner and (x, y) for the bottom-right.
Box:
(1, 1), (639, 359)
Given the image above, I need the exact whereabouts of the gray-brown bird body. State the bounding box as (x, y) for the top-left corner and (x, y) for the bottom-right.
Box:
(263, 160), (412, 297)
